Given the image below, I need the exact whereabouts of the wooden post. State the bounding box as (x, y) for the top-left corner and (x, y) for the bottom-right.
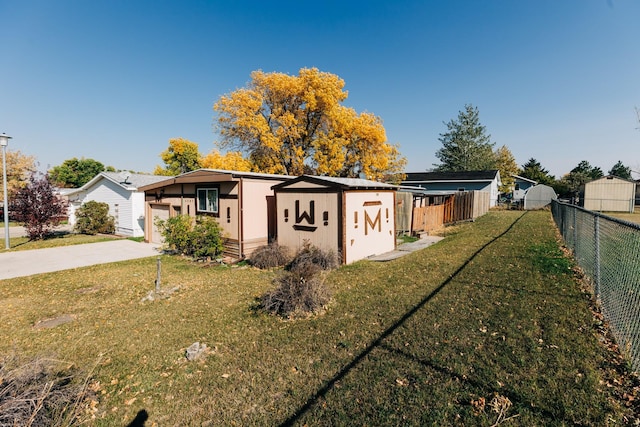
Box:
(155, 256), (161, 293)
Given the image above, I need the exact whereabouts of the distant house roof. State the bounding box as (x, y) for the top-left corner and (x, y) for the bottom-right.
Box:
(66, 172), (169, 195)
(587, 175), (637, 184)
(511, 174), (538, 185)
(403, 170), (500, 184)
(273, 175), (397, 191)
(139, 168), (293, 191)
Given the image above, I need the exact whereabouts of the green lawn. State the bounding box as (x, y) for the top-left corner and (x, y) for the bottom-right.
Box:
(606, 208), (640, 225)
(0, 211), (636, 425)
(2, 232), (120, 252)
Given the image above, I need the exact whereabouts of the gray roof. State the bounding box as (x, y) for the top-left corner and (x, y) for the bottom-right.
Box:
(511, 174), (538, 184)
(67, 172), (171, 195)
(273, 174), (398, 191)
(403, 170), (500, 183)
(101, 172), (170, 190)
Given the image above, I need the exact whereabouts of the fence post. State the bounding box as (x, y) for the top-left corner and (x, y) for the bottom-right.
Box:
(572, 206), (577, 250)
(594, 215), (600, 299)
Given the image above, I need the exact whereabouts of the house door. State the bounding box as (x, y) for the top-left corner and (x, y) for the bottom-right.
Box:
(266, 195), (276, 242)
(150, 204), (170, 243)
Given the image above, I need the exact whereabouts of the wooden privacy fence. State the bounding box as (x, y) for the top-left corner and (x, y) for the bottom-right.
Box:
(411, 191), (490, 235)
(445, 191), (489, 223)
(411, 204), (445, 234)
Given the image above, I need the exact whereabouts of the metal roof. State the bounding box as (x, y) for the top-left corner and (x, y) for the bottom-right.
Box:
(403, 170), (500, 183)
(273, 174), (398, 191)
(138, 168), (293, 191)
(66, 172), (169, 195)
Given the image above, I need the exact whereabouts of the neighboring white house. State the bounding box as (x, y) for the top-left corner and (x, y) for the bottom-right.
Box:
(402, 170), (501, 207)
(67, 172), (169, 237)
(511, 174), (538, 202)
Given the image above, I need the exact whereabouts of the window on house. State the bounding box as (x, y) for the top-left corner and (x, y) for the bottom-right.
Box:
(197, 188), (219, 213)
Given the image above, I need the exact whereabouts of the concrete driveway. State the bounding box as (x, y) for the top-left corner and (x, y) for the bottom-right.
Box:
(0, 240), (162, 280)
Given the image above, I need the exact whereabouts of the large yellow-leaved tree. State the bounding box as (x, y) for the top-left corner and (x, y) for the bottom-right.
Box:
(213, 68), (406, 181)
(1, 149), (36, 202)
(154, 138), (202, 176)
(201, 150), (253, 171)
(495, 145), (518, 193)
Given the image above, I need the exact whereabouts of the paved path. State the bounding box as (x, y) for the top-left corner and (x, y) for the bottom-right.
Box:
(368, 236), (444, 261)
(0, 240), (162, 280)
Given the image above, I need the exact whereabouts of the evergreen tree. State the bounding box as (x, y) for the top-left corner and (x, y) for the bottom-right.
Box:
(434, 104), (496, 172)
(608, 160), (632, 179)
(519, 158), (555, 185)
(571, 160), (603, 180)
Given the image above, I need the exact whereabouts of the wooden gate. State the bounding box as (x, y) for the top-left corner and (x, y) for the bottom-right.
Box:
(411, 204), (445, 234)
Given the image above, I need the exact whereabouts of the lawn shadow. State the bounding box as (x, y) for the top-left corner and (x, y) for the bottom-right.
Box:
(377, 343), (558, 420)
(126, 409), (149, 427)
(278, 212), (528, 426)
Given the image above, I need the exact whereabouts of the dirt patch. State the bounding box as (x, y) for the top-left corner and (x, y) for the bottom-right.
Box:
(33, 314), (76, 330)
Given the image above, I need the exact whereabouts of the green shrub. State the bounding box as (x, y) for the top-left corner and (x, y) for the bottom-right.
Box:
(155, 214), (224, 260)
(191, 216), (225, 259)
(74, 200), (115, 235)
(248, 243), (291, 269)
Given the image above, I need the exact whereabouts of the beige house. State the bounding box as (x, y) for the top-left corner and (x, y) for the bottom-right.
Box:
(273, 175), (397, 264)
(583, 176), (636, 213)
(139, 169), (291, 259)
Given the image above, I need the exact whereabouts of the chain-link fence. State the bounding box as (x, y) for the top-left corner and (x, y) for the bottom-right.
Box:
(551, 200), (640, 372)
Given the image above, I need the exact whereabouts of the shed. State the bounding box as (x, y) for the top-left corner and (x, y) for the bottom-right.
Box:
(139, 169), (291, 259)
(583, 176), (636, 213)
(272, 175), (397, 264)
(522, 184), (557, 210)
(66, 172), (169, 237)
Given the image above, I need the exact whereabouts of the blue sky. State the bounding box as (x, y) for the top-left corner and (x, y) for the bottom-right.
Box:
(1, 0), (639, 178)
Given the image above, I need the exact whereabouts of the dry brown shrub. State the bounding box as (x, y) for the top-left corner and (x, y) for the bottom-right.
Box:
(248, 243), (292, 269)
(286, 242), (340, 272)
(261, 269), (331, 318)
(0, 353), (94, 426)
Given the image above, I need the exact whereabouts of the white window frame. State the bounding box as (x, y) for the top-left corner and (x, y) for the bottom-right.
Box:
(197, 188), (219, 214)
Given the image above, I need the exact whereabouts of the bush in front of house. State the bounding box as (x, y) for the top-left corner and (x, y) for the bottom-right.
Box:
(248, 243), (292, 269)
(190, 216), (225, 259)
(260, 243), (338, 318)
(155, 214), (224, 260)
(74, 200), (115, 235)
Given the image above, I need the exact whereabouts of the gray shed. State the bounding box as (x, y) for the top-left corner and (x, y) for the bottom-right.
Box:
(523, 184), (557, 210)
